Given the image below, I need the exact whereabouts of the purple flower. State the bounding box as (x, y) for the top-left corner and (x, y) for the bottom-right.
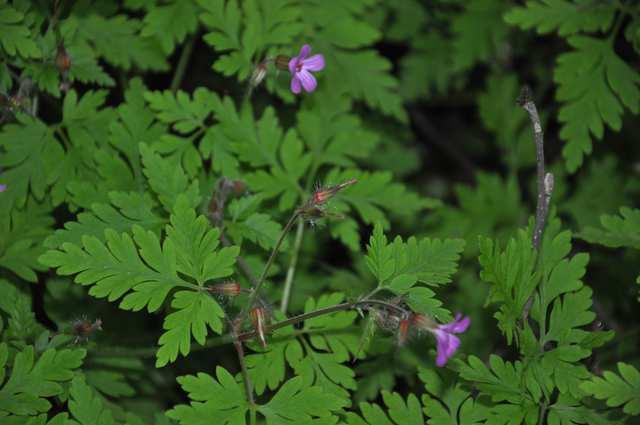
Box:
(288, 44), (325, 94)
(414, 313), (470, 367)
(0, 184), (6, 193)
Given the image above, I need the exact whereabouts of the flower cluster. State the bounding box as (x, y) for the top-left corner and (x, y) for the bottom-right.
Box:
(248, 44), (325, 96)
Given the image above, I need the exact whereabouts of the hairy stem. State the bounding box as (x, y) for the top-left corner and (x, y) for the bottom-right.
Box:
(229, 319), (255, 410)
(170, 34), (197, 92)
(243, 211), (300, 313)
(280, 219), (305, 313)
(92, 298), (407, 357)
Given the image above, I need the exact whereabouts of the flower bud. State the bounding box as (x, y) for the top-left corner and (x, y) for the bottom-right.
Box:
(56, 44), (72, 74)
(411, 313), (437, 331)
(208, 281), (241, 297)
(311, 179), (357, 206)
(397, 317), (411, 346)
(274, 55), (290, 71)
(249, 61), (268, 88)
(250, 307), (268, 348)
(71, 317), (102, 343)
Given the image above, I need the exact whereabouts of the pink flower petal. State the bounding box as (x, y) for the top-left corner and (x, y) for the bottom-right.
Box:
(288, 57), (298, 75)
(0, 184), (6, 193)
(290, 75), (302, 94)
(302, 54), (325, 72)
(297, 69), (317, 92)
(439, 314), (471, 334)
(434, 330), (461, 367)
(297, 44), (311, 60)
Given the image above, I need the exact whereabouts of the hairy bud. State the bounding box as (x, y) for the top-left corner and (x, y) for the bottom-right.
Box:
(71, 317), (102, 343)
(207, 281), (242, 297)
(250, 307), (268, 348)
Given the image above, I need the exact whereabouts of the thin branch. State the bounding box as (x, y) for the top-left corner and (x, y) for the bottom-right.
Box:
(280, 219), (305, 313)
(242, 211), (300, 313)
(517, 86), (554, 250)
(91, 298), (409, 357)
(518, 86), (555, 425)
(229, 319), (255, 409)
(170, 34), (197, 93)
(221, 233), (259, 287)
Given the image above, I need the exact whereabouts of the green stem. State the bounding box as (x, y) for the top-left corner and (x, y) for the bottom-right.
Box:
(170, 34), (197, 92)
(243, 211), (300, 314)
(279, 219), (305, 313)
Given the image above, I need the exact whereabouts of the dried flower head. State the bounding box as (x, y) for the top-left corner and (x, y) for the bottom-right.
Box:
(71, 317), (102, 344)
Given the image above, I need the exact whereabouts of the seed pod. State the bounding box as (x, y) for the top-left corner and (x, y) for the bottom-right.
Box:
(250, 307), (268, 348)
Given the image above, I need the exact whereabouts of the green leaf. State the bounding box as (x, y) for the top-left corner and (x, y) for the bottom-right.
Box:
(141, 0), (199, 54)
(581, 363), (640, 415)
(67, 376), (116, 425)
(554, 36), (640, 172)
(0, 280), (41, 346)
(140, 143), (200, 211)
(199, 0), (303, 79)
(366, 224), (465, 288)
(0, 199), (53, 282)
(144, 88), (217, 134)
(399, 33), (456, 101)
(0, 116), (64, 210)
(292, 293), (359, 402)
(478, 231), (537, 344)
(43, 191), (165, 249)
(578, 207), (640, 250)
(451, 0), (509, 72)
(40, 226), (184, 312)
(458, 355), (529, 404)
(0, 345), (85, 416)
(167, 367), (249, 424)
(73, 14), (167, 71)
(0, 5), (40, 58)
(155, 290), (225, 367)
(246, 317), (302, 396)
(346, 391), (423, 425)
(257, 376), (348, 424)
(167, 197), (239, 285)
(419, 367), (490, 425)
(478, 74), (535, 169)
(504, 1), (615, 36)
(226, 197), (283, 250)
(548, 394), (618, 425)
(327, 168), (438, 230)
(329, 49), (406, 121)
